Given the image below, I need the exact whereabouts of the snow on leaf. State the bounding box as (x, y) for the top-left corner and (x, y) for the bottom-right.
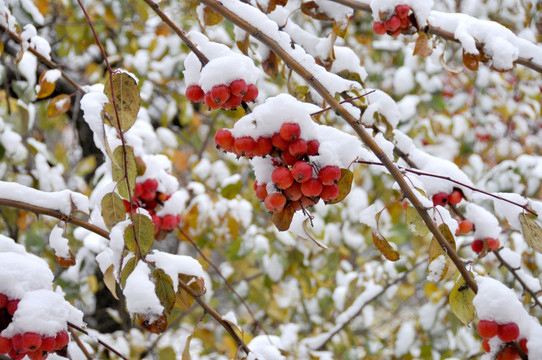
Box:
(519, 213), (542, 254)
(36, 69), (59, 99)
(47, 94), (71, 117)
(449, 275), (475, 325)
(104, 71), (141, 132)
(406, 205), (429, 237)
(101, 192), (127, 230)
(120, 256), (137, 288)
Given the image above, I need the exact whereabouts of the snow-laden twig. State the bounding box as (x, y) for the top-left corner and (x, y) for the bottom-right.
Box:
(197, 0), (478, 294)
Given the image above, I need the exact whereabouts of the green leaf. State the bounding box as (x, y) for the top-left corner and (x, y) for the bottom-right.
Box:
(124, 213), (154, 255)
(101, 192), (127, 230)
(519, 213), (542, 253)
(406, 206), (429, 237)
(220, 180), (242, 200)
(325, 168), (353, 205)
(103, 264), (119, 300)
(111, 145), (137, 199)
(120, 257), (137, 288)
(449, 275), (475, 325)
(154, 269), (176, 315)
(104, 71), (141, 132)
(372, 231), (400, 261)
(159, 346), (176, 360)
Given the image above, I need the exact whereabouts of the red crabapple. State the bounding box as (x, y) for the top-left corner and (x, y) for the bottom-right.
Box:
(395, 4), (410, 18)
(214, 129), (235, 152)
(307, 139), (320, 156)
(456, 220), (473, 235)
(223, 95), (242, 110)
(280, 151), (298, 166)
(264, 193), (286, 213)
(280, 123), (301, 141)
(486, 238), (500, 251)
(482, 338), (490, 352)
(477, 319), (499, 338)
(161, 214), (181, 231)
(289, 138), (308, 158)
(253, 137), (273, 157)
(22, 333), (42, 351)
(498, 323), (520, 342)
(373, 21), (386, 35)
(7, 299), (19, 315)
(0, 293), (7, 308)
(27, 351), (47, 360)
(185, 85), (205, 103)
(143, 179), (158, 193)
(318, 165), (341, 185)
(204, 92), (221, 109)
(385, 15), (401, 32)
(432, 192), (449, 207)
(255, 182), (268, 201)
(283, 182), (303, 201)
(272, 167), (294, 189)
(243, 84), (258, 102)
(497, 346), (520, 360)
(271, 133), (290, 151)
(301, 178), (323, 197)
(11, 334), (22, 350)
(8, 349), (25, 360)
(291, 161), (313, 183)
(229, 79), (247, 97)
(448, 190), (463, 205)
(234, 136), (256, 157)
(39, 336), (55, 353)
(471, 239), (484, 254)
(519, 338), (528, 353)
(210, 85), (230, 105)
(320, 184), (339, 201)
(54, 330), (69, 350)
(0, 336), (11, 354)
(300, 196), (317, 207)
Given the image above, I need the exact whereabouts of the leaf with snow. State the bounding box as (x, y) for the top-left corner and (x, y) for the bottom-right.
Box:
(428, 224), (456, 281)
(47, 94), (71, 117)
(449, 275), (475, 325)
(36, 70), (58, 99)
(519, 213), (542, 254)
(103, 264), (119, 300)
(154, 269), (175, 315)
(406, 206), (429, 237)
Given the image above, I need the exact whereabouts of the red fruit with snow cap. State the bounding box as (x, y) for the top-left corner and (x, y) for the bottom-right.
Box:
(280, 123), (301, 141)
(243, 84), (258, 102)
(432, 192), (449, 207)
(318, 166), (341, 185)
(229, 79), (248, 97)
(185, 85), (205, 103)
(291, 161), (313, 183)
(498, 323), (520, 342)
(214, 129), (235, 152)
(22, 333), (42, 351)
(395, 4), (410, 18)
(272, 167), (294, 189)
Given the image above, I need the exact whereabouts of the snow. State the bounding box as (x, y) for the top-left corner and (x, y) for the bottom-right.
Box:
(123, 261), (164, 317)
(17, 51), (38, 88)
(146, 250), (206, 292)
(0, 252), (53, 300)
(80, 84), (109, 153)
(492, 192), (528, 231)
(427, 254), (446, 282)
(0, 180), (89, 216)
(361, 90), (401, 127)
(49, 224), (71, 259)
(395, 320), (416, 357)
(464, 203), (501, 239)
(247, 335), (285, 360)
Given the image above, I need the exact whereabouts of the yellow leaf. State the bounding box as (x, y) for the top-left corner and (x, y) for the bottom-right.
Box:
(519, 213), (542, 254)
(406, 206), (429, 237)
(37, 70), (57, 99)
(47, 94), (71, 117)
(372, 232), (400, 261)
(449, 275), (475, 324)
(203, 6), (223, 26)
(101, 192), (127, 230)
(103, 264), (119, 300)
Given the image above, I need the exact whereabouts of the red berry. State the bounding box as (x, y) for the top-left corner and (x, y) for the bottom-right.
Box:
(223, 95), (243, 110)
(134, 183), (145, 199)
(8, 349), (26, 360)
(123, 199), (134, 213)
(482, 338), (491, 352)
(253, 137), (273, 157)
(229, 79), (247, 97)
(242, 84), (258, 102)
(283, 182), (303, 201)
(0, 336), (11, 354)
(54, 330), (69, 350)
(280, 151), (298, 166)
(320, 184), (339, 201)
(254, 182), (268, 201)
(301, 178), (323, 197)
(497, 346), (520, 360)
(214, 129), (235, 152)
(39, 337), (55, 352)
(300, 196), (317, 207)
(448, 190), (463, 205)
(395, 4), (410, 18)
(233, 136), (256, 157)
(22, 333), (42, 351)
(477, 319), (499, 338)
(290, 200), (302, 211)
(471, 239), (484, 254)
(280, 123), (301, 141)
(498, 323), (520, 342)
(432, 192), (449, 207)
(373, 21), (386, 35)
(161, 214), (181, 231)
(140, 189), (156, 202)
(400, 16), (410, 28)
(384, 15), (401, 31)
(264, 193), (286, 213)
(143, 179), (158, 192)
(519, 338), (528, 354)
(211, 85), (230, 105)
(307, 139), (320, 156)
(486, 238), (500, 251)
(271, 133), (290, 151)
(185, 85), (205, 103)
(289, 138), (308, 158)
(11, 334), (23, 350)
(272, 167), (294, 189)
(151, 214), (161, 233)
(388, 28), (402, 37)
(291, 161), (313, 183)
(7, 299), (19, 315)
(0, 293), (7, 308)
(144, 199), (158, 210)
(204, 92), (221, 109)
(456, 220), (474, 235)
(318, 165), (341, 185)
(27, 350), (47, 360)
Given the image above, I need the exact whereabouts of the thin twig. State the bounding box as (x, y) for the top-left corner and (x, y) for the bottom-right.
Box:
(68, 322), (129, 360)
(309, 90), (376, 117)
(69, 327), (93, 360)
(356, 160), (537, 216)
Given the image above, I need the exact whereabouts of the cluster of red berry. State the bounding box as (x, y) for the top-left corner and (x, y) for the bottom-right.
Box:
(471, 237), (500, 254)
(215, 122), (342, 213)
(477, 319), (528, 359)
(185, 79), (258, 110)
(123, 178), (181, 234)
(372, 4), (413, 37)
(0, 293), (69, 360)
(431, 189), (475, 235)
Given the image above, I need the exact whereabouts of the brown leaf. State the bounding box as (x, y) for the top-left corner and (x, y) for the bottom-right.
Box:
(103, 264), (119, 300)
(37, 70), (57, 99)
(55, 250), (76, 268)
(272, 205), (295, 231)
(262, 51), (280, 80)
(47, 94), (71, 117)
(203, 6), (223, 26)
(301, 1), (332, 21)
(372, 232), (400, 261)
(462, 50), (479, 71)
(138, 313), (167, 334)
(413, 32), (433, 57)
(182, 335), (192, 360)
